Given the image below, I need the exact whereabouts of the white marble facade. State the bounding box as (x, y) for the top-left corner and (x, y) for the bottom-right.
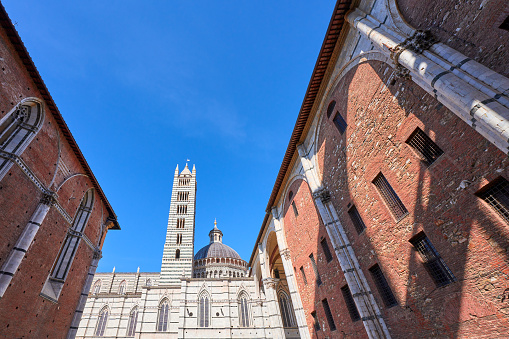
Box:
(76, 165), (299, 339)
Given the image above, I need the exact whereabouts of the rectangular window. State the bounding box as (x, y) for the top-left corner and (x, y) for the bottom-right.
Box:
(179, 178), (190, 186)
(177, 218), (185, 228)
(410, 233), (456, 287)
(341, 284), (360, 322)
(369, 264), (398, 307)
(291, 201), (299, 217)
(177, 191), (189, 201)
(333, 112), (347, 134)
(309, 254), (322, 286)
(320, 238), (333, 263)
(177, 205), (188, 214)
(321, 299), (336, 331)
(311, 311), (320, 331)
(406, 127), (444, 166)
(476, 177), (509, 223)
(348, 205), (366, 234)
(299, 266), (308, 285)
(373, 173), (408, 221)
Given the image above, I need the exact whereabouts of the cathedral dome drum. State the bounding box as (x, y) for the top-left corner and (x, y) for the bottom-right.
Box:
(192, 220), (247, 278)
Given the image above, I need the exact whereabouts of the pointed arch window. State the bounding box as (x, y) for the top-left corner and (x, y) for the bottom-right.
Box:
(41, 189), (95, 301)
(0, 98), (44, 181)
(238, 292), (251, 327)
(157, 299), (170, 332)
(95, 307), (109, 337)
(278, 290), (297, 328)
(119, 280), (126, 294)
(198, 293), (210, 327)
(93, 280), (101, 294)
(126, 306), (138, 337)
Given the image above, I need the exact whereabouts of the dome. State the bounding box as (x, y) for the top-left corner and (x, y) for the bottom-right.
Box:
(194, 242), (241, 260)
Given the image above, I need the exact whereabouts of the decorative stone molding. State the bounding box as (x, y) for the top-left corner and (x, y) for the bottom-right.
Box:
(312, 187), (331, 203)
(280, 248), (291, 261)
(262, 278), (278, 290)
(40, 191), (57, 206)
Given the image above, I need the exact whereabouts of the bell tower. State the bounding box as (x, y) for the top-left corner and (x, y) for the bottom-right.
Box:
(160, 163), (197, 285)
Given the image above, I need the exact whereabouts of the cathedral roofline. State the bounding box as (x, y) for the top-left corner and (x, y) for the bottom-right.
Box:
(248, 0), (351, 267)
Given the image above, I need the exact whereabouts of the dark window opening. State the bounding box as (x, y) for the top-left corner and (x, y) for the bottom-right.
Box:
(320, 238), (333, 262)
(291, 201), (299, 217)
(410, 233), (456, 287)
(321, 299), (336, 331)
(299, 266), (308, 285)
(369, 264), (398, 307)
(373, 173), (408, 221)
(175, 249), (180, 260)
(500, 16), (509, 31)
(311, 311), (320, 331)
(476, 176), (509, 223)
(406, 127), (444, 166)
(274, 268), (280, 279)
(309, 254), (322, 286)
(333, 112), (347, 134)
(327, 101), (336, 119)
(341, 284), (360, 322)
(348, 205), (366, 234)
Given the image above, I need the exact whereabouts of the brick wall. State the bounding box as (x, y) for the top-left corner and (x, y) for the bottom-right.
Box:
(312, 59), (509, 337)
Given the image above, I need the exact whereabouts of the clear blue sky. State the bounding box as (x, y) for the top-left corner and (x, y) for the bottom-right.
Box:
(3, 1), (335, 273)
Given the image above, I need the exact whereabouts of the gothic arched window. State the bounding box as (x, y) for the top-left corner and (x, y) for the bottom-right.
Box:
(119, 280), (126, 294)
(95, 307), (109, 337)
(93, 280), (101, 294)
(42, 189), (95, 301)
(157, 299), (170, 332)
(0, 98), (44, 181)
(238, 292), (251, 327)
(198, 293), (210, 327)
(278, 290), (297, 328)
(126, 306), (138, 337)
(175, 249), (180, 259)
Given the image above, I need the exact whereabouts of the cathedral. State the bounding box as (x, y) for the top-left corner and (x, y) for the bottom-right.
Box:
(75, 164), (297, 339)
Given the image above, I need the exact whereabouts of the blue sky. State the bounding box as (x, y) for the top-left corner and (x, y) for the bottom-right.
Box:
(4, 1), (335, 272)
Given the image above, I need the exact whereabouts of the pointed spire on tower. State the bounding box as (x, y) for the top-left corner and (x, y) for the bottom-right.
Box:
(175, 164), (179, 175)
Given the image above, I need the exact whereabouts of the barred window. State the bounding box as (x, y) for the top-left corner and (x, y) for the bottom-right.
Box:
(126, 307), (138, 337)
(157, 299), (170, 331)
(476, 177), (509, 223)
(341, 284), (360, 322)
(369, 264), (397, 307)
(348, 205), (366, 234)
(311, 311), (320, 331)
(410, 233), (455, 287)
(300, 266), (308, 285)
(198, 293), (210, 327)
(333, 112), (347, 134)
(95, 307), (109, 337)
(309, 254), (322, 286)
(278, 290), (297, 328)
(406, 128), (444, 166)
(320, 238), (333, 262)
(373, 173), (408, 221)
(321, 299), (336, 331)
(327, 100), (336, 119)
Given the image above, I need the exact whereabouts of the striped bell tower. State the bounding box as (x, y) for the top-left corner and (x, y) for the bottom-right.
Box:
(160, 163), (197, 285)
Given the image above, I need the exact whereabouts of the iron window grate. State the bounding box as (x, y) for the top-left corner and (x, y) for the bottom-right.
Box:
(321, 299), (336, 331)
(369, 264), (398, 307)
(410, 233), (456, 287)
(333, 112), (347, 134)
(348, 205), (366, 234)
(477, 177), (509, 223)
(406, 128), (444, 166)
(341, 284), (360, 322)
(320, 238), (333, 262)
(373, 173), (408, 221)
(309, 254), (322, 286)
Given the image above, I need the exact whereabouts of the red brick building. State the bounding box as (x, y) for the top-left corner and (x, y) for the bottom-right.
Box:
(0, 4), (119, 339)
(249, 0), (509, 338)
